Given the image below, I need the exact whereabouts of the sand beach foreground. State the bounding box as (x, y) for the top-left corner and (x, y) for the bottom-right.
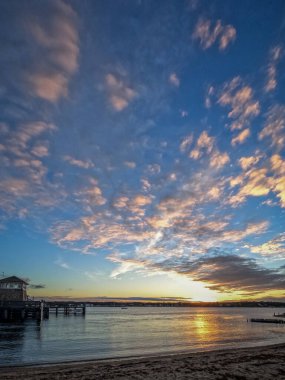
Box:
(1, 343), (285, 380)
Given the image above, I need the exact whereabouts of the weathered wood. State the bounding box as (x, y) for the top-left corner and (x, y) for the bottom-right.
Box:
(0, 301), (86, 322)
(250, 318), (285, 324)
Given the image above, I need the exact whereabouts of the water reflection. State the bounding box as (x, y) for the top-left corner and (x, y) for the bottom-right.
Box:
(193, 314), (211, 340)
(0, 321), (42, 364)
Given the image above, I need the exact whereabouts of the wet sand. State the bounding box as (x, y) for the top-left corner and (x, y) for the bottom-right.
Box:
(1, 343), (284, 379)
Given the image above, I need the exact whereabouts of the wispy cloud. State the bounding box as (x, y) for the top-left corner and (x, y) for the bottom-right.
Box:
(169, 73), (180, 87)
(180, 134), (193, 153)
(105, 73), (137, 111)
(250, 233), (285, 260)
(55, 258), (70, 270)
(29, 283), (46, 289)
(229, 168), (271, 205)
(0, 0), (79, 104)
(238, 155), (262, 170)
(0, 121), (62, 221)
(25, 2), (78, 102)
(231, 128), (250, 146)
(189, 131), (230, 168)
(218, 76), (260, 131)
(190, 131), (214, 159)
(192, 18), (236, 51)
(259, 104), (285, 150)
(205, 86), (214, 108)
(229, 154), (285, 208)
(265, 45), (283, 92)
(63, 155), (94, 169)
(124, 161), (136, 169)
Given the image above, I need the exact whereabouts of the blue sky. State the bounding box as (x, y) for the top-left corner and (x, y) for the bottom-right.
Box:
(0, 0), (284, 301)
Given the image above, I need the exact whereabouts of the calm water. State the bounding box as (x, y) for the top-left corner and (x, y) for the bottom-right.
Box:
(0, 307), (285, 365)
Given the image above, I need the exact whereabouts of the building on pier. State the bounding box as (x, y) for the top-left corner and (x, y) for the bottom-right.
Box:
(0, 276), (28, 301)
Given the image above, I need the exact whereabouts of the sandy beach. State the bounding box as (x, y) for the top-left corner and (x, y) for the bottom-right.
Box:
(1, 343), (284, 380)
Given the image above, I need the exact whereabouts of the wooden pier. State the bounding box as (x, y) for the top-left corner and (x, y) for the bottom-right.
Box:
(47, 302), (86, 316)
(0, 301), (86, 322)
(250, 318), (285, 324)
(0, 301), (49, 322)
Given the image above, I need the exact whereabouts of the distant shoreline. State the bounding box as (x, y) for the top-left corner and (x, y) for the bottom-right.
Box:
(35, 301), (285, 308)
(1, 342), (285, 379)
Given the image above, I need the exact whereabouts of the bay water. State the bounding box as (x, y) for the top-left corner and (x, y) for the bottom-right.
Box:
(0, 307), (285, 365)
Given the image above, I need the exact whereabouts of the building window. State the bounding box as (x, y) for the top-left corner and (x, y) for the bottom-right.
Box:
(0, 283), (22, 289)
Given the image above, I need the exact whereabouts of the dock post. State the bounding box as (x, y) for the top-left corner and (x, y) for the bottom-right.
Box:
(44, 307), (49, 319)
(21, 309), (26, 321)
(40, 301), (44, 321)
(82, 305), (86, 316)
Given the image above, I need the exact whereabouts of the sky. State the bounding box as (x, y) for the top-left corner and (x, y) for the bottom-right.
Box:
(0, 0), (284, 302)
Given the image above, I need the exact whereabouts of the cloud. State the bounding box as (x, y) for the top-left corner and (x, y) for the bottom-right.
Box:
(210, 151), (230, 169)
(55, 258), (70, 270)
(192, 18), (236, 50)
(190, 131), (214, 159)
(272, 176), (285, 208)
(141, 178), (151, 192)
(113, 194), (152, 217)
(51, 215), (155, 253)
(180, 134), (193, 153)
(231, 128), (250, 146)
(108, 251), (284, 295)
(250, 233), (285, 260)
(229, 168), (272, 205)
(269, 155), (285, 207)
(75, 178), (106, 208)
(0, 121), (62, 221)
(63, 155), (94, 169)
(180, 110), (188, 118)
(229, 154), (285, 208)
(189, 131), (230, 168)
(146, 164), (161, 175)
(169, 73), (180, 87)
(164, 255), (285, 294)
(29, 284), (46, 289)
(31, 143), (50, 158)
(265, 45), (283, 92)
(205, 86), (214, 108)
(219, 25), (237, 50)
(238, 155), (261, 170)
(124, 161), (136, 169)
(271, 154), (285, 175)
(259, 104), (285, 150)
(25, 1), (79, 102)
(0, 0), (79, 104)
(218, 77), (260, 131)
(105, 73), (137, 111)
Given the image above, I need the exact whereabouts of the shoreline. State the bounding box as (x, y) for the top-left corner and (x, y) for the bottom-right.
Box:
(1, 342), (285, 379)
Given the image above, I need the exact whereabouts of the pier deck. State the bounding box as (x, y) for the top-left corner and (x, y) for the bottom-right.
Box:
(0, 301), (49, 322)
(0, 301), (86, 322)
